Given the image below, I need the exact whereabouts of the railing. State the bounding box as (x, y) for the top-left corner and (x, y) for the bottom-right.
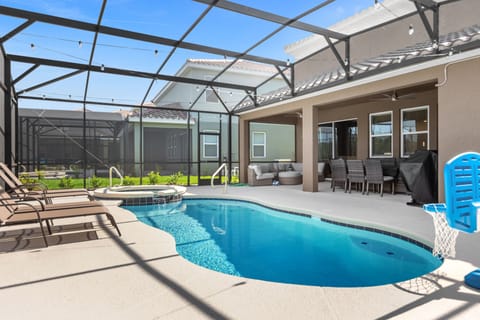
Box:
(109, 166), (124, 187)
(211, 163), (228, 193)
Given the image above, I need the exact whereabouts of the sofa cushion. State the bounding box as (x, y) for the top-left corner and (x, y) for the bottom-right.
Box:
(248, 165), (262, 176)
(257, 172), (275, 180)
(278, 171), (302, 178)
(291, 163), (303, 172)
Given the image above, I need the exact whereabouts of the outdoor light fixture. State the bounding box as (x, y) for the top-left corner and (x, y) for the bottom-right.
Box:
(196, 86), (200, 92)
(154, 49), (158, 56)
(30, 43), (35, 49)
(100, 64), (105, 71)
(408, 24), (414, 36)
(374, 0), (380, 9)
(286, 58), (291, 66)
(78, 40), (83, 48)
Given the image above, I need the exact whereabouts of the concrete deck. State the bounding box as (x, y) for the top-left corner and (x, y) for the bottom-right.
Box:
(1, 183), (479, 319)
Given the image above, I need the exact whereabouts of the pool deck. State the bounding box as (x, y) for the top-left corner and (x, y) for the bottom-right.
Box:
(1, 182), (480, 319)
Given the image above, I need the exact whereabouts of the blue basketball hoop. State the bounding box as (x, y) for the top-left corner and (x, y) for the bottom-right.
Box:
(424, 152), (480, 290)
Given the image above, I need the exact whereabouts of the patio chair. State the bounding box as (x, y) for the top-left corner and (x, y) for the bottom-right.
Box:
(0, 188), (121, 247)
(364, 159), (395, 197)
(330, 159), (348, 192)
(0, 162), (93, 203)
(346, 160), (365, 193)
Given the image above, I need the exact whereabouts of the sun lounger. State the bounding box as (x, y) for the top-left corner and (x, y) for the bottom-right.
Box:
(0, 188), (121, 247)
(0, 162), (93, 203)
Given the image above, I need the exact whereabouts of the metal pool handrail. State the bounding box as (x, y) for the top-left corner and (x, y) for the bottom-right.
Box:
(211, 163), (228, 193)
(109, 166), (123, 187)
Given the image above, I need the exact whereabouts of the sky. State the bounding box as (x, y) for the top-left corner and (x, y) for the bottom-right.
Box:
(0, 0), (377, 111)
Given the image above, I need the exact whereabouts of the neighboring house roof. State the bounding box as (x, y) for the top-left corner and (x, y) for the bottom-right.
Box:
(19, 108), (125, 121)
(129, 104), (194, 124)
(237, 24), (480, 111)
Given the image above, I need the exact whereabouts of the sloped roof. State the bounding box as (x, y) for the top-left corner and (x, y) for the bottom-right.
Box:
(130, 104), (189, 120)
(19, 108), (125, 121)
(186, 59), (279, 75)
(237, 24), (480, 111)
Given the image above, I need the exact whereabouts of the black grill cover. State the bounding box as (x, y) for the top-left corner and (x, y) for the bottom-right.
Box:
(399, 150), (438, 205)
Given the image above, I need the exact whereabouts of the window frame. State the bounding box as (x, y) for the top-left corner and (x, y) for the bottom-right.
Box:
(400, 105), (429, 158)
(369, 111), (393, 158)
(202, 130), (219, 159)
(251, 131), (266, 158)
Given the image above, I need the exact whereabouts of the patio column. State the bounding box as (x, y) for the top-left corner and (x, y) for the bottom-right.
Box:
(302, 105), (318, 192)
(239, 118), (249, 183)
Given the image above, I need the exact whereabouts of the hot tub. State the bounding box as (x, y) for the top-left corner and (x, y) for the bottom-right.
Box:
(94, 185), (187, 206)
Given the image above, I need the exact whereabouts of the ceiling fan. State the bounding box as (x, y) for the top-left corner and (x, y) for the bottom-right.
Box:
(371, 90), (416, 102)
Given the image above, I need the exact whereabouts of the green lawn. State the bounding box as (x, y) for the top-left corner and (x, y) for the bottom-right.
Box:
(32, 175), (237, 190)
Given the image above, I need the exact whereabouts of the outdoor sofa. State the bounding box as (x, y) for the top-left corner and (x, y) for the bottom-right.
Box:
(248, 162), (325, 186)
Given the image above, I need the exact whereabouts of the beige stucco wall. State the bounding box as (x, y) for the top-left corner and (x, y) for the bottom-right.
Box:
(437, 56), (480, 201)
(315, 88), (438, 160)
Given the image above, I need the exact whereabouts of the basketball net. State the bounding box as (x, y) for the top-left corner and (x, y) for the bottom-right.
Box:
(430, 211), (459, 259)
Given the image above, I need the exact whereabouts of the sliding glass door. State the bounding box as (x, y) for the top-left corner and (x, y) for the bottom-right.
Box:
(318, 119), (358, 160)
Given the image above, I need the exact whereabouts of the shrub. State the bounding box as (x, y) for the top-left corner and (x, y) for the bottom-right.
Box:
(19, 173), (37, 186)
(90, 175), (103, 189)
(123, 176), (136, 186)
(147, 171), (160, 185)
(35, 170), (45, 180)
(59, 176), (74, 189)
(167, 171), (183, 185)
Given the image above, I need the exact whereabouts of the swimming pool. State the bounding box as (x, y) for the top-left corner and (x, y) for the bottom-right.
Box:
(125, 199), (442, 287)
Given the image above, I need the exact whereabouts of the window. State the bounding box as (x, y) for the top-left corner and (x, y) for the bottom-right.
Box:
(203, 133), (218, 158)
(370, 111), (393, 157)
(252, 132), (266, 158)
(401, 106), (429, 157)
(205, 76), (219, 103)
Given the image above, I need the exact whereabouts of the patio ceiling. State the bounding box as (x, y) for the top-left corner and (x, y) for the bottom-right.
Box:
(0, 0), (471, 115)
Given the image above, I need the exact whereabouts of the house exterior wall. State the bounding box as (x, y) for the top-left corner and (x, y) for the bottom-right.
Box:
(293, 0), (480, 85)
(249, 122), (295, 162)
(437, 57), (480, 201)
(315, 88), (438, 160)
(158, 66), (285, 113)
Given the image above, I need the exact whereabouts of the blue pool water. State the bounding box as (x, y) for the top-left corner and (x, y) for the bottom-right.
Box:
(125, 199), (442, 287)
